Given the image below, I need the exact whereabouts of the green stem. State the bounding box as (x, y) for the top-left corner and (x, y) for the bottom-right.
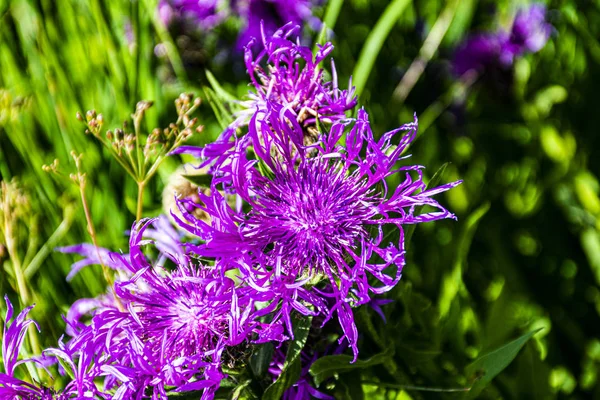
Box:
(361, 381), (471, 392)
(136, 180), (145, 221)
(352, 0), (410, 96)
(24, 204), (76, 279)
(313, 0), (344, 50)
(144, 0), (188, 83)
(392, 0), (459, 104)
(418, 73), (477, 137)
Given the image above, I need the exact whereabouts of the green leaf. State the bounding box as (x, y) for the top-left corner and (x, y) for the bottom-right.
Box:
(262, 314), (313, 400)
(353, 0), (411, 96)
(313, 0), (344, 51)
(202, 86), (234, 130)
(182, 173), (213, 188)
(250, 342), (274, 379)
(404, 162), (450, 247)
(310, 346), (394, 387)
(206, 70), (238, 103)
(438, 202), (490, 319)
(465, 329), (542, 398)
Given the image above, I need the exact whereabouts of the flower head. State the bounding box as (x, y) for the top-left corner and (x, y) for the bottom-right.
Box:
(175, 105), (460, 358)
(172, 24), (357, 176)
(0, 296), (103, 399)
(60, 218), (263, 398)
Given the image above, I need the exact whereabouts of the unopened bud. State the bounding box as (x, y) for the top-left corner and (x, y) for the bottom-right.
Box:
(76, 111), (84, 121)
(86, 110), (96, 122)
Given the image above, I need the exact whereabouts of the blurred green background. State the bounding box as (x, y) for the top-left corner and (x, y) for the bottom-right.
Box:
(1, 0), (600, 398)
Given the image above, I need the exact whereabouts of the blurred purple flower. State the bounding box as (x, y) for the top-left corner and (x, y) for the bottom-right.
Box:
(453, 4), (551, 75)
(501, 3), (552, 64)
(159, 0), (224, 28)
(233, 0), (321, 49)
(452, 33), (505, 76)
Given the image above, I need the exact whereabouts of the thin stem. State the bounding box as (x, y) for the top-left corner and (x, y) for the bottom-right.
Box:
(76, 173), (111, 287)
(71, 154), (124, 312)
(361, 381), (471, 392)
(136, 180), (145, 221)
(417, 72), (478, 137)
(24, 204), (76, 279)
(313, 0), (344, 51)
(2, 185), (30, 305)
(134, 117), (144, 181)
(392, 0), (459, 104)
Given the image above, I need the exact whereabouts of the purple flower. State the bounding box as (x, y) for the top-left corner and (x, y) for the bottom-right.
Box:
(233, 0), (321, 50)
(59, 219), (264, 398)
(173, 24), (357, 176)
(0, 296), (46, 398)
(239, 23), (357, 128)
(174, 105), (460, 358)
(159, 0), (224, 28)
(453, 4), (551, 75)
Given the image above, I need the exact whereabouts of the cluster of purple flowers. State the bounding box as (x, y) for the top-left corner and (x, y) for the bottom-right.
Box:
(453, 4), (552, 76)
(1, 25), (459, 399)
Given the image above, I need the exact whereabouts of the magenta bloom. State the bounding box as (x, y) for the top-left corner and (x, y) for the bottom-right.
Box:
(59, 218), (266, 399)
(452, 33), (505, 76)
(174, 104), (460, 358)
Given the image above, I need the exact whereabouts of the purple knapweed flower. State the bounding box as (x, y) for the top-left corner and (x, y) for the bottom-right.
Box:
(59, 218), (264, 399)
(172, 23), (357, 177)
(233, 0), (321, 50)
(453, 4), (551, 75)
(174, 104), (461, 358)
(159, 0), (224, 29)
